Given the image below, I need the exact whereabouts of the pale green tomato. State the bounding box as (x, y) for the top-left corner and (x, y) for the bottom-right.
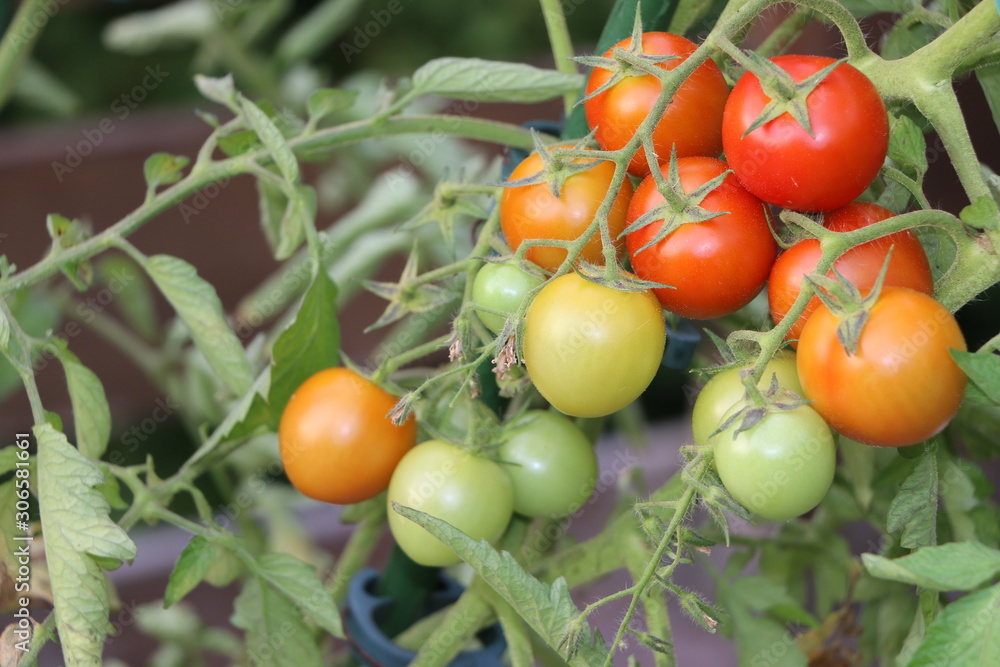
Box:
(387, 440), (513, 566)
(471, 262), (545, 333)
(498, 410), (598, 518)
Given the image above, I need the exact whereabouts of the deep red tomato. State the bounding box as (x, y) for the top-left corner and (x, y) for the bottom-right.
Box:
(768, 202), (934, 346)
(722, 56), (888, 212)
(797, 287), (967, 447)
(584, 32), (730, 177)
(279, 367), (417, 504)
(625, 157), (777, 319)
(500, 146), (632, 272)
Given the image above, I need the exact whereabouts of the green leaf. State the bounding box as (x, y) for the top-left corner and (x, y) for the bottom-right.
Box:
(306, 88), (357, 124)
(882, 18), (940, 61)
(232, 577), (324, 667)
(728, 607), (807, 667)
(863, 542), (1000, 591)
(254, 552), (344, 638)
(976, 63), (1000, 137)
(267, 270), (339, 419)
(46, 214), (93, 291)
(165, 536), (218, 608)
(95, 256), (158, 342)
(143, 153), (190, 195)
(392, 503), (609, 665)
(940, 459), (981, 542)
(256, 176), (288, 256)
(194, 74), (237, 109)
(951, 350), (1000, 405)
(887, 444), (938, 549)
(36, 423), (136, 667)
(145, 254), (253, 396)
(905, 583), (1000, 666)
(218, 129), (262, 157)
(276, 184), (316, 260)
(238, 94), (300, 184)
(216, 370), (274, 443)
(887, 113), (928, 177)
(727, 576), (818, 627)
(840, 436), (876, 512)
(412, 58), (584, 103)
(56, 349), (111, 459)
(959, 196), (999, 231)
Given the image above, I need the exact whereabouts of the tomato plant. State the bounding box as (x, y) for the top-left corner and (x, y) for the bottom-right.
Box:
(279, 367), (417, 504)
(500, 146), (633, 271)
(625, 156), (777, 319)
(769, 201), (935, 344)
(711, 403), (836, 520)
(522, 272), (666, 417)
(691, 351), (803, 446)
(386, 440), (514, 567)
(722, 56), (889, 212)
(797, 287), (968, 447)
(471, 261), (545, 333)
(498, 410), (598, 518)
(584, 32), (730, 177)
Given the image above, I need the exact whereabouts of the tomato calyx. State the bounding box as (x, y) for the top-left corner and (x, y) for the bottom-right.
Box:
(719, 39), (846, 139)
(362, 245), (457, 332)
(575, 15), (682, 95)
(710, 371), (807, 440)
(500, 134), (604, 199)
(804, 247), (896, 355)
(574, 260), (670, 293)
(622, 151), (733, 255)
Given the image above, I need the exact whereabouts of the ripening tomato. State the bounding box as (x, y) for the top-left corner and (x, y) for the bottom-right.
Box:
(769, 202), (934, 346)
(585, 32), (730, 177)
(797, 287), (967, 447)
(691, 351), (804, 446)
(500, 147), (632, 272)
(711, 402), (836, 520)
(626, 157), (777, 319)
(279, 368), (416, 504)
(387, 440), (514, 566)
(722, 56), (888, 212)
(523, 272), (666, 418)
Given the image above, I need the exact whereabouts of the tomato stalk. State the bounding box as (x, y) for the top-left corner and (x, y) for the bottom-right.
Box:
(0, 0), (50, 112)
(538, 0), (579, 116)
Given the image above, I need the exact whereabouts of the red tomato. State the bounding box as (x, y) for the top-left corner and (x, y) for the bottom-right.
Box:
(279, 368), (417, 504)
(797, 287), (967, 447)
(584, 32), (730, 177)
(500, 147), (632, 272)
(722, 56), (888, 212)
(768, 202), (934, 346)
(625, 157), (777, 319)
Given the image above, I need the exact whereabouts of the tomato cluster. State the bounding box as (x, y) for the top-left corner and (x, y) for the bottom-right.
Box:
(277, 31), (971, 552)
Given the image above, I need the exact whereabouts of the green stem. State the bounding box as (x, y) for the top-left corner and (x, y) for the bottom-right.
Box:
(0, 0), (50, 113)
(906, 0), (1000, 81)
(754, 6), (814, 57)
(539, 0), (578, 116)
(20, 611), (57, 665)
(328, 506), (387, 603)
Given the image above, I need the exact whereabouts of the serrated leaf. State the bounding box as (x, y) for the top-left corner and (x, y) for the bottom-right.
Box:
(951, 350), (1000, 405)
(165, 536), (218, 608)
(194, 74), (237, 109)
(392, 503), (609, 665)
(863, 542), (1000, 592)
(213, 369), (274, 446)
(306, 88), (357, 123)
(887, 445), (938, 549)
(275, 184), (316, 260)
(267, 270), (339, 420)
(412, 58), (584, 103)
(56, 349), (111, 459)
(905, 583), (1000, 666)
(960, 196), (999, 231)
(887, 114), (928, 176)
(232, 578), (324, 667)
(238, 95), (299, 184)
(143, 153), (189, 194)
(145, 254), (253, 396)
(36, 423), (136, 667)
(254, 552), (343, 638)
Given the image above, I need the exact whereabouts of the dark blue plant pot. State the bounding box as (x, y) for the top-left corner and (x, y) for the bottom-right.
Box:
(343, 568), (507, 667)
(663, 320), (701, 370)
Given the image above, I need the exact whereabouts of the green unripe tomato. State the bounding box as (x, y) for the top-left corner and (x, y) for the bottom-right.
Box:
(711, 403), (835, 521)
(691, 352), (804, 445)
(498, 410), (598, 518)
(387, 440), (513, 566)
(471, 262), (545, 333)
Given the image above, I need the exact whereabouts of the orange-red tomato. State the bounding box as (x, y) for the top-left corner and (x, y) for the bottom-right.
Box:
(500, 147), (632, 272)
(796, 287), (967, 447)
(768, 202), (934, 346)
(279, 367), (416, 504)
(584, 32), (729, 177)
